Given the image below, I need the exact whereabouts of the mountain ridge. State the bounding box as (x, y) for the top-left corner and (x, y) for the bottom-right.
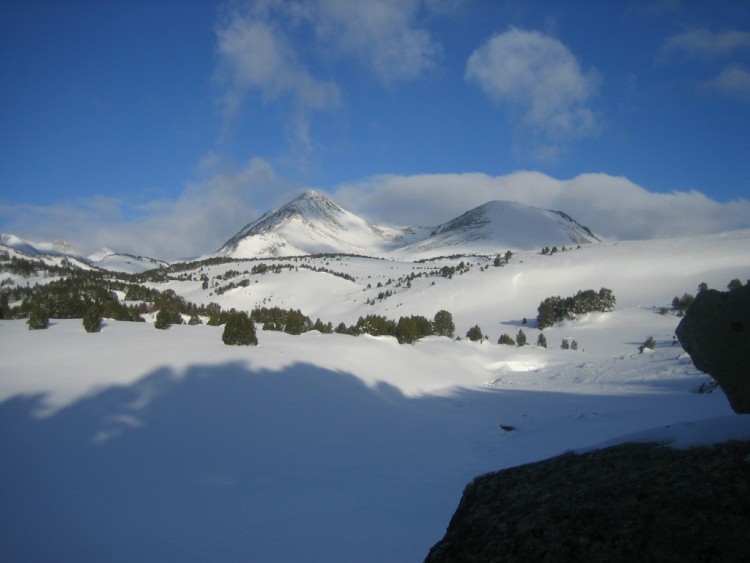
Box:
(2, 191), (601, 267)
(216, 191), (600, 260)
(0, 234), (167, 274)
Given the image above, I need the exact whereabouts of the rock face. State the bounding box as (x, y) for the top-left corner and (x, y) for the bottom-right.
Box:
(425, 441), (750, 563)
(676, 285), (750, 413)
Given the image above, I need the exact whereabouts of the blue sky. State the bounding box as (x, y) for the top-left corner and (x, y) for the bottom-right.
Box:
(1, 0), (749, 258)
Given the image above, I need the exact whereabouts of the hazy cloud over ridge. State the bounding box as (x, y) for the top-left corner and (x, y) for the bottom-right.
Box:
(333, 171), (750, 241)
(0, 158), (296, 260)
(2, 168), (748, 259)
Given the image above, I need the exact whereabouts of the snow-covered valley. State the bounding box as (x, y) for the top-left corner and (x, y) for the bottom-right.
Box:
(2, 220), (750, 561)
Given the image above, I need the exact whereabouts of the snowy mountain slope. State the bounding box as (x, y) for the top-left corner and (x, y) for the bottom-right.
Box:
(87, 248), (168, 273)
(394, 200), (599, 259)
(0, 234), (94, 270)
(216, 190), (415, 258)
(167, 229), (750, 341)
(1, 233), (86, 259)
(0, 235), (166, 273)
(215, 192), (599, 260)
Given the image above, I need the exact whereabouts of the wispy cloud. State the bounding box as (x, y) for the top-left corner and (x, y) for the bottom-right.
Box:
(215, 2), (340, 152)
(658, 28), (750, 103)
(332, 171), (750, 240)
(214, 0), (441, 154)
(658, 29), (750, 62)
(465, 28), (601, 161)
(304, 0), (440, 83)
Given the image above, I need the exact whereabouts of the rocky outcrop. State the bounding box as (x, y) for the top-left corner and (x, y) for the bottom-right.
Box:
(425, 441), (750, 562)
(676, 285), (750, 413)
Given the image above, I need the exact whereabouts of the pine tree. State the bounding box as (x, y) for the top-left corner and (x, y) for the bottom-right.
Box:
(516, 329), (527, 346)
(188, 313), (202, 325)
(83, 304), (102, 333)
(537, 332), (547, 348)
(396, 316), (419, 344)
(432, 310), (455, 338)
(27, 305), (49, 330)
(466, 325), (483, 342)
(498, 333), (515, 345)
(561, 338), (570, 350)
(222, 312), (258, 346)
(154, 309), (171, 330)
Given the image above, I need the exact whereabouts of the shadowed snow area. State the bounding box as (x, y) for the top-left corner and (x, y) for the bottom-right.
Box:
(0, 318), (745, 562)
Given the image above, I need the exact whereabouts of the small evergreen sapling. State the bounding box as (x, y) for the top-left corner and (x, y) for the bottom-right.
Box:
(537, 332), (547, 348)
(515, 329), (527, 347)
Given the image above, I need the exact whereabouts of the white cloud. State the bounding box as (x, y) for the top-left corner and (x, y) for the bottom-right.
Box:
(332, 171), (750, 240)
(658, 29), (750, 62)
(0, 158), (297, 260)
(465, 28), (601, 158)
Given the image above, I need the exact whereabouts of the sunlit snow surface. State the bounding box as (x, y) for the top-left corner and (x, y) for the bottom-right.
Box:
(2, 230), (750, 562)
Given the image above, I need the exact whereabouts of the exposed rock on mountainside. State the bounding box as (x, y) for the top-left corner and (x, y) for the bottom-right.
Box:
(216, 191), (599, 260)
(425, 440), (750, 563)
(676, 284), (750, 413)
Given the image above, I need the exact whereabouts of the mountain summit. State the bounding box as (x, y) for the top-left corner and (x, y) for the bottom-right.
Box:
(216, 190), (412, 258)
(394, 200), (600, 257)
(216, 191), (599, 260)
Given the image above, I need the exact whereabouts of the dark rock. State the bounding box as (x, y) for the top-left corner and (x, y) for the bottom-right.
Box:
(425, 441), (750, 563)
(676, 285), (750, 413)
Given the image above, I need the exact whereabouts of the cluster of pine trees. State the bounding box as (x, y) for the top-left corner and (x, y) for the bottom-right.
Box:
(537, 288), (616, 329)
(328, 310), (455, 344)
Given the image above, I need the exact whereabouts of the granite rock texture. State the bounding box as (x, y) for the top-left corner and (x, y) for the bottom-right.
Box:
(425, 441), (750, 563)
(676, 285), (750, 413)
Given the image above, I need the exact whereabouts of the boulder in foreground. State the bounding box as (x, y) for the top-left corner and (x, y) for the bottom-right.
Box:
(425, 441), (750, 562)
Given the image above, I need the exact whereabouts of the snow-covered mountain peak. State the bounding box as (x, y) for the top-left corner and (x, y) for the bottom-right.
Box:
(393, 200), (600, 259)
(216, 190), (409, 258)
(216, 193), (601, 259)
(432, 200), (598, 242)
